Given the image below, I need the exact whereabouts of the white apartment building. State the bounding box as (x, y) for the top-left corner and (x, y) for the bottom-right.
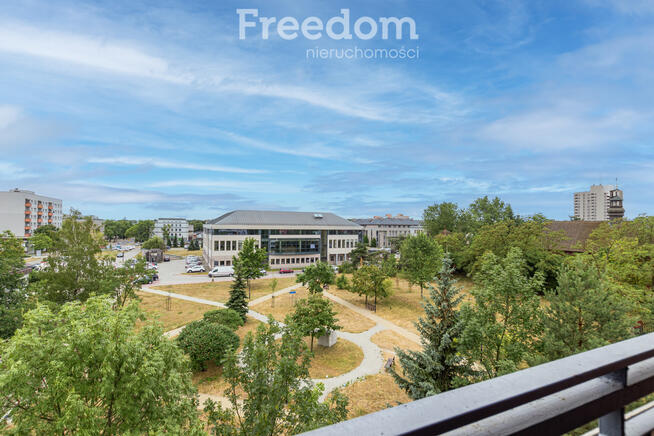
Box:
(574, 185), (614, 221)
(203, 210), (362, 269)
(154, 218), (189, 241)
(0, 189), (63, 238)
(351, 214), (424, 249)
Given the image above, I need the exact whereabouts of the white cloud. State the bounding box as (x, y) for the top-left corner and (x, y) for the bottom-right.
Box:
(0, 105), (21, 130)
(88, 156), (265, 174)
(0, 161), (34, 179)
(147, 179), (298, 193)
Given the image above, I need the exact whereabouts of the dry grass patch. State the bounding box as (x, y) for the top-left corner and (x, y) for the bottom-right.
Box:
(137, 291), (213, 331)
(371, 330), (421, 353)
(337, 372), (411, 419)
(308, 338), (363, 379)
(251, 288), (375, 333)
(152, 276), (297, 303)
(166, 248), (203, 256)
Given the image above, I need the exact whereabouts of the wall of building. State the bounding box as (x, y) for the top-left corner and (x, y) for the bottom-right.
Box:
(0, 190), (63, 238)
(154, 218), (189, 240)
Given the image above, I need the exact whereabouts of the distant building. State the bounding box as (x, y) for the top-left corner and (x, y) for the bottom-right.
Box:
(0, 189), (63, 239)
(351, 214), (423, 249)
(154, 218), (189, 241)
(607, 188), (625, 220)
(574, 184), (615, 221)
(65, 214), (105, 233)
(203, 210), (362, 269)
(546, 220), (603, 254)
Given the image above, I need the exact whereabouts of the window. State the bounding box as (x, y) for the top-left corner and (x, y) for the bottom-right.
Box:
(329, 240), (333, 248)
(226, 260), (231, 266)
(220, 241), (225, 251)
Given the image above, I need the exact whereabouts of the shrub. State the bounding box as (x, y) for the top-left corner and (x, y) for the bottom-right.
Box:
(177, 320), (240, 371)
(203, 308), (244, 331)
(338, 262), (355, 274)
(335, 274), (350, 290)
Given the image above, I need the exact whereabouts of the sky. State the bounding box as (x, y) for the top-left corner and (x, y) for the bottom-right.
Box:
(1, 0), (653, 220)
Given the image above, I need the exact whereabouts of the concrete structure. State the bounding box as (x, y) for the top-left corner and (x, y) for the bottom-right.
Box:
(607, 188), (625, 220)
(0, 189), (63, 238)
(351, 214), (423, 249)
(203, 210), (362, 269)
(574, 184), (615, 221)
(154, 218), (189, 241)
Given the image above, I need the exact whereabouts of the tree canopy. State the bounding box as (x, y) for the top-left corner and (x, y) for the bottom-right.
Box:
(296, 261), (335, 294)
(399, 233), (443, 297)
(235, 238), (268, 298)
(287, 294), (340, 351)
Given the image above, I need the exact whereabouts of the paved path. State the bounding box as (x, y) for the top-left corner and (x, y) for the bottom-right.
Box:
(323, 291), (421, 344)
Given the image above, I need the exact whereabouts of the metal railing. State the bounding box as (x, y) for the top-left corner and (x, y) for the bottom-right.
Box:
(303, 332), (654, 435)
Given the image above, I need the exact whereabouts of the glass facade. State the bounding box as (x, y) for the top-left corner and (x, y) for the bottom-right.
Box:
(268, 239), (320, 255)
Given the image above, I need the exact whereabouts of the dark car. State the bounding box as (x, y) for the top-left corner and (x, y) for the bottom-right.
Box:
(279, 268), (294, 274)
(163, 255), (170, 262)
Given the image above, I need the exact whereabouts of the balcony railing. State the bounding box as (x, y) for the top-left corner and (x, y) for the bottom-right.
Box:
(303, 332), (654, 436)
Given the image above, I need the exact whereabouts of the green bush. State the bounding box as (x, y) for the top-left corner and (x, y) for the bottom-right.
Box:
(338, 262), (355, 274)
(203, 308), (244, 331)
(177, 320), (240, 371)
(335, 274), (350, 290)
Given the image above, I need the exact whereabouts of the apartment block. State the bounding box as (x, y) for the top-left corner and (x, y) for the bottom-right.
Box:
(573, 185), (614, 221)
(351, 214), (423, 249)
(0, 189), (63, 238)
(153, 218), (189, 241)
(203, 210), (362, 269)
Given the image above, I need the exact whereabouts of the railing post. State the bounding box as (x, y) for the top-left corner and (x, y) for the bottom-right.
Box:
(599, 368), (628, 436)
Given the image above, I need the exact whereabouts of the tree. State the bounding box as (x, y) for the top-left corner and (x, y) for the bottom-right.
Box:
(204, 308), (245, 331)
(125, 220), (154, 242)
(177, 320), (240, 371)
(335, 274), (349, 290)
(143, 236), (166, 250)
(350, 264), (393, 306)
(0, 297), (203, 434)
(189, 219), (205, 233)
(33, 223), (59, 237)
(226, 271), (249, 322)
(460, 248), (544, 380)
(29, 232), (53, 251)
(180, 236), (185, 247)
(391, 255), (474, 399)
(540, 258), (634, 361)
(172, 234), (179, 248)
(235, 238), (267, 299)
(423, 202), (462, 235)
(288, 294), (341, 351)
(204, 321), (348, 435)
(370, 238), (377, 247)
(103, 219), (133, 240)
(400, 233), (443, 297)
(296, 261), (336, 294)
(349, 242), (368, 267)
(270, 277), (278, 308)
(0, 231), (28, 339)
(467, 196), (514, 230)
(188, 239), (200, 251)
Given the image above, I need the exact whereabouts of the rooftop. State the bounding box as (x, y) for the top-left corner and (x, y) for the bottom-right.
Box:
(351, 214), (423, 226)
(546, 220), (603, 252)
(207, 210), (361, 228)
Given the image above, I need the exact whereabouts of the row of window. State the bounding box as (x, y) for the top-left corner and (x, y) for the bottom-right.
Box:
(270, 257), (318, 265)
(329, 239), (356, 249)
(215, 240), (248, 251)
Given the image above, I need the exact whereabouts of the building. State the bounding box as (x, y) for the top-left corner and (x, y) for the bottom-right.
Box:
(0, 189), (63, 239)
(153, 218), (189, 241)
(351, 214), (423, 249)
(607, 187), (625, 220)
(546, 220), (603, 254)
(573, 184), (615, 221)
(203, 210), (362, 269)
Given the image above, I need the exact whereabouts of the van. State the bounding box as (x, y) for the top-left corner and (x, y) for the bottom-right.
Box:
(208, 266), (234, 278)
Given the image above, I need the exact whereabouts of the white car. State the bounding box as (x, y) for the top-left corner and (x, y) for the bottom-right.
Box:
(208, 266), (234, 277)
(186, 265), (205, 273)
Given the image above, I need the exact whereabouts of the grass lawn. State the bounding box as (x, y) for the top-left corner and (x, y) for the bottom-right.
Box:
(136, 291), (214, 331)
(151, 276), (297, 303)
(371, 330), (421, 353)
(335, 372), (411, 419)
(308, 338), (364, 379)
(251, 287), (376, 333)
(329, 275), (474, 335)
(166, 248), (203, 257)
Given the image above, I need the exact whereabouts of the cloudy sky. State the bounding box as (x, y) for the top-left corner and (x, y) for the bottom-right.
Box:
(1, 0), (653, 220)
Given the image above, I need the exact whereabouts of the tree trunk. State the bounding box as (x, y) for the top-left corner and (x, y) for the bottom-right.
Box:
(248, 280), (251, 299)
(420, 284), (423, 298)
(310, 334), (314, 352)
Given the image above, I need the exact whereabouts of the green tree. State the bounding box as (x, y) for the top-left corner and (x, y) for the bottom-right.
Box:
(350, 264), (393, 306)
(180, 236), (185, 247)
(189, 219), (205, 233)
(29, 232), (53, 251)
(467, 196), (514, 230)
(288, 294), (341, 351)
(423, 202), (462, 235)
(460, 248), (544, 380)
(204, 308), (245, 331)
(125, 220), (154, 242)
(270, 277), (278, 307)
(226, 271), (249, 322)
(103, 219), (133, 240)
(370, 238), (377, 247)
(177, 320), (240, 371)
(296, 261), (336, 294)
(0, 297), (203, 435)
(391, 255), (473, 399)
(0, 231), (28, 339)
(399, 233), (443, 297)
(33, 223), (59, 237)
(335, 274), (349, 290)
(349, 242), (368, 267)
(142, 236), (166, 250)
(235, 238), (267, 299)
(204, 321), (348, 435)
(540, 258), (634, 361)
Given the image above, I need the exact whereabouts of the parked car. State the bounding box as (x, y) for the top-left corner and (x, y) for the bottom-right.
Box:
(116, 251), (124, 258)
(208, 266), (234, 278)
(279, 268), (294, 274)
(186, 265), (206, 273)
(163, 255), (170, 262)
(260, 269), (267, 275)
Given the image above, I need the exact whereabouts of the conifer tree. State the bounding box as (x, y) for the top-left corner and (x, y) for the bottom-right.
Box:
(390, 254), (473, 399)
(226, 271), (249, 322)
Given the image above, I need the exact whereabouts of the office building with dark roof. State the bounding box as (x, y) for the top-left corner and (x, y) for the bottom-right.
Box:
(202, 210), (362, 269)
(350, 214), (423, 249)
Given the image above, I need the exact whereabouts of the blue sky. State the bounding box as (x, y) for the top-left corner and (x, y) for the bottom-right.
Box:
(1, 0), (653, 220)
